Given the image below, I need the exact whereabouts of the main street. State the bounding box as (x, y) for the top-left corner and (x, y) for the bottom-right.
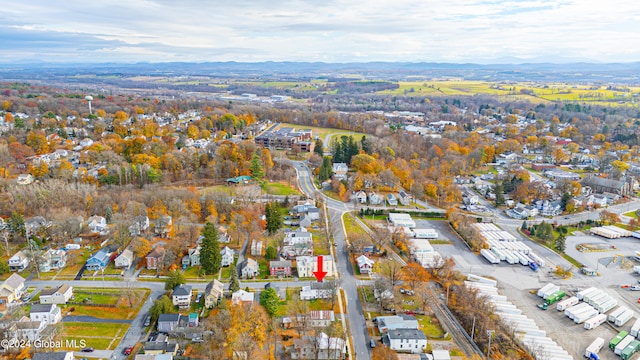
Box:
(292, 161), (369, 359)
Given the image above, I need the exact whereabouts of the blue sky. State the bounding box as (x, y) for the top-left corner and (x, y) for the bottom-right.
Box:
(1, 0), (639, 63)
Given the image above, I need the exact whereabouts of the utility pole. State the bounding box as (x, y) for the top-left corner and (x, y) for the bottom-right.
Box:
(486, 330), (495, 360)
(471, 316), (476, 341)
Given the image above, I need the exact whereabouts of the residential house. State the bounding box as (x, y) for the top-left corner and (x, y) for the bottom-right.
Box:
(8, 250), (29, 272)
(16, 174), (34, 185)
(115, 248), (134, 269)
(356, 255), (374, 275)
(231, 289), (255, 305)
(39, 284), (73, 305)
(129, 215), (150, 236)
(398, 190), (414, 206)
(375, 314), (420, 333)
(32, 352), (74, 360)
(387, 194), (398, 206)
(172, 285), (192, 308)
(296, 255), (334, 278)
(382, 328), (427, 354)
(290, 332), (346, 359)
(462, 191), (479, 205)
(299, 282), (333, 300)
(308, 310), (335, 328)
(220, 246), (234, 267)
(86, 248), (111, 271)
(157, 314), (181, 333)
(332, 163), (349, 180)
(433, 350), (452, 360)
(250, 240), (263, 256)
(240, 258), (259, 279)
(11, 317), (47, 342)
(29, 304), (62, 325)
(24, 216), (51, 235)
(146, 246), (165, 270)
(368, 192), (383, 205)
(188, 312), (198, 327)
(218, 227), (231, 243)
(39, 249), (67, 272)
(354, 191), (368, 204)
(87, 215), (108, 235)
(269, 260), (293, 277)
(204, 280), (224, 308)
(593, 194), (608, 208)
(0, 273), (26, 308)
(182, 246), (200, 267)
(155, 215), (173, 237)
(536, 199), (562, 217)
(280, 231), (313, 259)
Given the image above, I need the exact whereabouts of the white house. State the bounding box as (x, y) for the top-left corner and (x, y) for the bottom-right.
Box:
(8, 250), (29, 272)
(383, 328), (427, 354)
(38, 249), (67, 273)
(11, 316), (47, 342)
(332, 163), (348, 180)
(231, 289), (255, 305)
(220, 246), (234, 267)
(375, 314), (420, 333)
(368, 192), (383, 205)
(307, 310), (335, 328)
(386, 194), (398, 206)
(115, 248), (134, 269)
(356, 255), (374, 275)
(39, 284), (73, 305)
(172, 285), (192, 309)
(354, 191), (368, 204)
(240, 258), (259, 279)
(397, 190), (413, 206)
(29, 304), (62, 325)
(87, 215), (108, 235)
(290, 332), (346, 359)
(299, 283), (333, 301)
(296, 255), (334, 278)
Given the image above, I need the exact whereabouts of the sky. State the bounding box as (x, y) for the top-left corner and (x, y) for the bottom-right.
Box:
(1, 0), (639, 64)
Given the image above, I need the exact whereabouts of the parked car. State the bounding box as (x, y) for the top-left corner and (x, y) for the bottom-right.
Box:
(631, 286), (640, 291)
(123, 347), (134, 355)
(370, 339), (376, 348)
(81, 347), (94, 353)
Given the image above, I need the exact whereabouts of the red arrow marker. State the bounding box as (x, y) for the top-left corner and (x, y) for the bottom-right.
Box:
(313, 255), (327, 282)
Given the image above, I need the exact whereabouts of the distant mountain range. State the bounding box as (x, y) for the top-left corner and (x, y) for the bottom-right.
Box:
(1, 61), (640, 83)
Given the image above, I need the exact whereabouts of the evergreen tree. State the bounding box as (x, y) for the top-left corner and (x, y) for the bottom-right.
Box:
(260, 287), (280, 318)
(494, 184), (505, 206)
(555, 232), (567, 253)
(200, 222), (222, 275)
(560, 192), (572, 210)
(164, 270), (186, 290)
(314, 138), (324, 157)
(319, 156), (333, 181)
(265, 202), (283, 235)
(361, 135), (371, 154)
(265, 246), (278, 260)
(229, 270), (240, 293)
(521, 221), (528, 231)
(7, 212), (25, 238)
(150, 295), (175, 321)
(249, 152), (265, 180)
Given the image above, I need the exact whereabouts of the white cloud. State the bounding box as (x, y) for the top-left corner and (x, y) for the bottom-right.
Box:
(0, 0), (638, 63)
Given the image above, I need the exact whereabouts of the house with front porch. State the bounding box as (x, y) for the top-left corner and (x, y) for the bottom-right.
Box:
(8, 251), (29, 272)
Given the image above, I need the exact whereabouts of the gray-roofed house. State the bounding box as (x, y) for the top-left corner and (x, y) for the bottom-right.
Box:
(221, 246), (234, 267)
(382, 328), (427, 353)
(172, 285), (192, 308)
(32, 352), (74, 360)
(115, 248), (134, 269)
(8, 250), (29, 272)
(157, 313), (181, 333)
(39, 284), (73, 305)
(204, 280), (224, 308)
(240, 258), (259, 279)
(0, 273), (25, 307)
(269, 260), (292, 277)
(30, 304), (62, 325)
(376, 314), (420, 333)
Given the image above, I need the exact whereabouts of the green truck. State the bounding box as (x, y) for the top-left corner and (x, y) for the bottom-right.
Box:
(537, 290), (566, 310)
(610, 331), (630, 351)
(621, 340), (640, 360)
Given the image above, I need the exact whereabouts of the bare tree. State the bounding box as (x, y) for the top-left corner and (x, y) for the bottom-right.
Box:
(377, 258), (403, 286)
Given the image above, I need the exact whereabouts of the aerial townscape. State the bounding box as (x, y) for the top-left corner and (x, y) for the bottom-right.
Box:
(1, 2), (640, 360)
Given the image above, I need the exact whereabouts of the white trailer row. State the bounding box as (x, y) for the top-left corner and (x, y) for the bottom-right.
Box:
(486, 239), (532, 254)
(609, 307), (628, 323)
(555, 296), (579, 311)
(616, 335), (635, 355)
(631, 318), (640, 337)
(468, 279), (571, 360)
(575, 308), (599, 324)
(595, 298), (617, 314)
(585, 337), (605, 358)
(481, 230), (517, 242)
(480, 249), (500, 264)
(541, 285), (560, 299)
(565, 303), (594, 319)
(589, 225), (632, 239)
(615, 309), (634, 327)
(582, 289), (606, 304)
(466, 274), (498, 286)
(576, 287), (598, 301)
(473, 223), (501, 232)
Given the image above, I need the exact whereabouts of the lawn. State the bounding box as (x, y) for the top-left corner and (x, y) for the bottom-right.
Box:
(58, 322), (129, 350)
(311, 228), (330, 256)
(343, 213), (370, 238)
(624, 211), (638, 218)
(416, 315), (445, 338)
(263, 182), (301, 196)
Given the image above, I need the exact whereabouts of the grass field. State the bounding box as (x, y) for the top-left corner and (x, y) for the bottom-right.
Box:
(58, 322), (129, 350)
(263, 182), (300, 196)
(416, 315), (445, 338)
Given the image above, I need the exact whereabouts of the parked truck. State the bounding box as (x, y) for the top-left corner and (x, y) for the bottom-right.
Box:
(615, 335), (635, 355)
(584, 314), (607, 330)
(615, 309), (635, 327)
(611, 331), (630, 351)
(621, 340), (640, 360)
(538, 290), (566, 310)
(556, 296), (579, 311)
(585, 337), (604, 359)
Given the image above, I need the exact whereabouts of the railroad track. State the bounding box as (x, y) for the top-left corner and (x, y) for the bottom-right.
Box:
(427, 285), (484, 358)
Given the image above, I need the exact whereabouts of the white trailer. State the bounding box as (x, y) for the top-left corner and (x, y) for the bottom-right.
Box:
(538, 283), (556, 297)
(609, 307), (628, 323)
(576, 287), (598, 301)
(583, 290), (605, 304)
(615, 309), (634, 327)
(584, 314), (607, 330)
(631, 318), (640, 337)
(575, 308), (599, 324)
(556, 296), (579, 311)
(584, 337), (605, 358)
(490, 248), (506, 261)
(615, 335), (635, 355)
(413, 228), (438, 239)
(516, 328), (546, 337)
(528, 252), (546, 267)
(596, 299), (617, 314)
(514, 251), (530, 266)
(480, 249), (500, 264)
(571, 306), (597, 320)
(588, 293), (609, 306)
(565, 303), (592, 318)
(504, 251), (518, 264)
